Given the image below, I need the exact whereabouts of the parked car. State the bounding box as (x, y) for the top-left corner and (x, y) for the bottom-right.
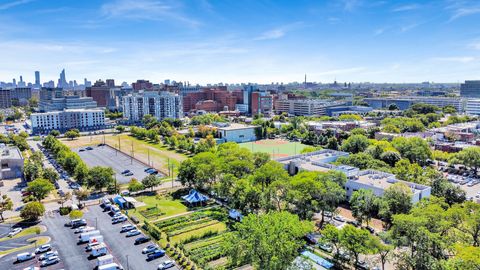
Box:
(366, 226), (375, 234)
(126, 229), (141, 237)
(79, 149), (86, 152)
(16, 252), (35, 262)
(147, 249), (165, 261)
(39, 251), (58, 261)
(125, 172), (134, 176)
(333, 215), (345, 222)
(112, 215), (127, 224)
(347, 220), (360, 227)
(142, 244), (159, 254)
(356, 260), (370, 270)
(304, 234), (317, 245)
(86, 147), (93, 150)
(8, 227), (22, 237)
(318, 243), (333, 253)
(121, 170), (131, 174)
(40, 255), (60, 267)
(158, 260), (175, 270)
(35, 244), (52, 254)
(120, 224), (136, 233)
(135, 236), (151, 245)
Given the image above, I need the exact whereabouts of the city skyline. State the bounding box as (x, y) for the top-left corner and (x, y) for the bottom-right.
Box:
(1, 0), (480, 84)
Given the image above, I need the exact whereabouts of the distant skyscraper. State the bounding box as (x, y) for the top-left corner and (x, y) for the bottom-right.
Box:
(58, 69), (67, 88)
(106, 79), (115, 88)
(12, 78), (16, 87)
(35, 71), (40, 87)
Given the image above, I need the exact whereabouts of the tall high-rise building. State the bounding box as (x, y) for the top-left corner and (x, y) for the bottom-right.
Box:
(0, 89), (12, 108)
(34, 71), (40, 87)
(460, 80), (480, 98)
(123, 91), (182, 122)
(58, 69), (67, 88)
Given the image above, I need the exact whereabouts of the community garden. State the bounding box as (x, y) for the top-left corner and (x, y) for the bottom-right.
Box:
(142, 207), (232, 269)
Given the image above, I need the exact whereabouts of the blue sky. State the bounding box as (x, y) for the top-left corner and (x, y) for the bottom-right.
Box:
(1, 0), (480, 84)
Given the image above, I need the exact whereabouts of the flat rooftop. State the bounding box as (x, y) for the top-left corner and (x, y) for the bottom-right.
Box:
(276, 149), (349, 164)
(214, 123), (257, 131)
(0, 145), (23, 159)
(352, 170), (429, 192)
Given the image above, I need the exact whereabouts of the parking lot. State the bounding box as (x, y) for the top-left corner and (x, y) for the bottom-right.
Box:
(73, 145), (157, 184)
(13, 205), (180, 270)
(438, 164), (480, 200)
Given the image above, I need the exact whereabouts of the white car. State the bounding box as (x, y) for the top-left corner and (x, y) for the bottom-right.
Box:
(40, 255), (60, 267)
(120, 224), (135, 232)
(39, 251), (58, 260)
(126, 229), (141, 237)
(35, 244), (52, 253)
(74, 226), (86, 233)
(158, 260), (174, 270)
(8, 228), (22, 237)
(23, 267), (40, 270)
(333, 215), (345, 222)
(142, 244), (159, 254)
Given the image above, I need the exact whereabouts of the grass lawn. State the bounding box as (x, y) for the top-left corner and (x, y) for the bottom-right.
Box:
(0, 236), (50, 255)
(61, 133), (187, 175)
(170, 222), (227, 244)
(128, 195), (189, 224)
(239, 139), (309, 158)
(0, 225), (44, 243)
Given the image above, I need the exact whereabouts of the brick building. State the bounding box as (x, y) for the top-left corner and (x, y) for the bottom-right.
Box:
(183, 87), (239, 112)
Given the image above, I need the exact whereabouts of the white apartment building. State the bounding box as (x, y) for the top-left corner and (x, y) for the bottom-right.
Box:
(30, 109), (105, 134)
(466, 99), (480, 115)
(123, 91), (183, 122)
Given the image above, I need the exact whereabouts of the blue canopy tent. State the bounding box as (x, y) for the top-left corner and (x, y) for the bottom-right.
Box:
(228, 209), (243, 221)
(182, 189), (209, 206)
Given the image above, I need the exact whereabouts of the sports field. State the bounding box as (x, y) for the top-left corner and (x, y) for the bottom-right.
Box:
(60, 133), (187, 176)
(239, 139), (308, 158)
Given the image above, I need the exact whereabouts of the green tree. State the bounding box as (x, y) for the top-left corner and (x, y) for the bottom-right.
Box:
(442, 105), (457, 114)
(380, 151), (401, 167)
(73, 162), (89, 185)
(49, 130), (60, 137)
(115, 125), (125, 133)
(447, 244), (480, 270)
(451, 147), (480, 172)
(43, 168), (59, 183)
(87, 166), (114, 190)
(339, 225), (376, 265)
(69, 209), (83, 219)
(379, 182), (412, 225)
(58, 191), (72, 208)
(20, 201), (45, 221)
(350, 189), (379, 226)
(225, 211), (312, 270)
(65, 129), (80, 140)
(0, 193), (13, 221)
(392, 137), (432, 165)
(326, 137), (339, 150)
(340, 134), (370, 154)
(253, 152), (270, 168)
(27, 178), (54, 201)
(128, 178), (144, 192)
(23, 160), (44, 182)
(141, 175), (161, 191)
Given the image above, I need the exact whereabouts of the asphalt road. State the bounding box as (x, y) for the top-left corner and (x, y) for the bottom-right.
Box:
(0, 221), (65, 270)
(84, 205), (179, 270)
(73, 145), (157, 184)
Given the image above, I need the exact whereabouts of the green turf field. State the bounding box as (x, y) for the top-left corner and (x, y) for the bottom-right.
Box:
(239, 139), (308, 158)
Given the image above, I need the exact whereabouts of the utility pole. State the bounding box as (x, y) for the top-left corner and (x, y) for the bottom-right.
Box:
(118, 136), (121, 151)
(126, 255), (129, 270)
(131, 141), (134, 164)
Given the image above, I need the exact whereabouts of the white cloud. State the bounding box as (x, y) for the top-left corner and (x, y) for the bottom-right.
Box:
(100, 0), (199, 27)
(400, 23), (420, 32)
(0, 0), (33, 10)
(469, 41), (480, 50)
(392, 4), (420, 12)
(341, 0), (361, 12)
(450, 7), (480, 21)
(254, 22), (304, 41)
(432, 56), (476, 63)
